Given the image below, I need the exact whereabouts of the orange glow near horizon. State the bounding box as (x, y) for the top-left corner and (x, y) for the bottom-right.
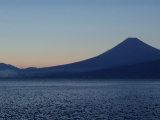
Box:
(5, 55), (94, 69)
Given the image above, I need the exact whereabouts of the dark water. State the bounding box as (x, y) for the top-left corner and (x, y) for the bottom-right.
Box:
(0, 79), (160, 120)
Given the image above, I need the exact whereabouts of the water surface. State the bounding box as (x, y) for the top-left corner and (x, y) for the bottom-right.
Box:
(0, 79), (160, 120)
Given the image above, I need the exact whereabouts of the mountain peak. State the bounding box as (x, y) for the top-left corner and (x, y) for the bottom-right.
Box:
(125, 37), (140, 41)
(122, 37), (144, 44)
(114, 37), (149, 49)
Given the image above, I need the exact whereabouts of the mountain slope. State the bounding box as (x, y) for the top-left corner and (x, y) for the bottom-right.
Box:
(31, 59), (160, 79)
(31, 38), (160, 73)
(0, 63), (19, 71)
(79, 59), (160, 79)
(0, 63), (20, 78)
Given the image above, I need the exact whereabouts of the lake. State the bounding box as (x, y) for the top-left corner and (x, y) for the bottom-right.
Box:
(0, 79), (160, 120)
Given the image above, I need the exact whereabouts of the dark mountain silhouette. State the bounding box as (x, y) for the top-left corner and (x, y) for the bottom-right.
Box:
(0, 63), (19, 71)
(27, 59), (160, 79)
(0, 63), (20, 78)
(25, 38), (160, 74)
(77, 59), (160, 79)
(0, 38), (160, 78)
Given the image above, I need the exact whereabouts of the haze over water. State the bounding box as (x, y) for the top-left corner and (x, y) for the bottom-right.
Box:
(0, 79), (160, 119)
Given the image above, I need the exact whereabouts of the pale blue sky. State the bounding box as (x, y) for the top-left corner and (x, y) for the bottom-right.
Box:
(0, 0), (160, 68)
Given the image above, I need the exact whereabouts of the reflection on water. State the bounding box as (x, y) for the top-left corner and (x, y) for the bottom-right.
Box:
(0, 79), (160, 120)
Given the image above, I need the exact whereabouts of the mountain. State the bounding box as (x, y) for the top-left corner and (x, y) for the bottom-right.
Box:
(0, 63), (20, 78)
(26, 38), (160, 74)
(0, 38), (160, 78)
(0, 63), (19, 71)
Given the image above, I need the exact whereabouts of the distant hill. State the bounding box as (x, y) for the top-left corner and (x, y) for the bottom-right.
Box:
(0, 63), (19, 71)
(0, 63), (20, 78)
(0, 38), (160, 78)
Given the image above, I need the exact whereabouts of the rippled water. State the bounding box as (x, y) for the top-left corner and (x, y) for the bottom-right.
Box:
(0, 79), (160, 120)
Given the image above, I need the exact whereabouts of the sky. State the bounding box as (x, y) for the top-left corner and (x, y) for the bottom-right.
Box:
(0, 0), (160, 68)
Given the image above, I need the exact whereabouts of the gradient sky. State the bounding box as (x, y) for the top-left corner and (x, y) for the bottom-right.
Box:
(0, 0), (160, 68)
